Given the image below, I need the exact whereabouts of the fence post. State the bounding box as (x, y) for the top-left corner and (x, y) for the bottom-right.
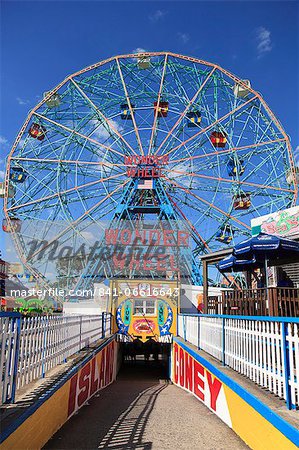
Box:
(63, 316), (68, 362)
(222, 317), (226, 367)
(198, 315), (200, 350)
(102, 312), (105, 338)
(10, 316), (21, 404)
(281, 322), (292, 409)
(79, 316), (82, 350)
(41, 316), (47, 378)
(268, 288), (277, 316)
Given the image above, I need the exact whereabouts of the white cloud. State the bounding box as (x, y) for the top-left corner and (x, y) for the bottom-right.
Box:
(149, 10), (167, 22)
(0, 135), (8, 146)
(16, 97), (29, 105)
(294, 145), (299, 166)
(256, 26), (272, 58)
(91, 119), (124, 141)
(177, 32), (190, 44)
(80, 231), (96, 241)
(0, 170), (5, 180)
(132, 47), (147, 54)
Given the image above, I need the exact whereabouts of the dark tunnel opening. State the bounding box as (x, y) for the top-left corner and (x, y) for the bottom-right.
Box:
(118, 338), (171, 380)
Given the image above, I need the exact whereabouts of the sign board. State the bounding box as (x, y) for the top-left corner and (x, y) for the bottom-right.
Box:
(111, 279), (179, 342)
(251, 206), (299, 239)
(68, 340), (116, 417)
(172, 342), (231, 426)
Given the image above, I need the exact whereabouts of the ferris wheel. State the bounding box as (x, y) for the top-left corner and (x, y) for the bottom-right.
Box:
(3, 52), (298, 294)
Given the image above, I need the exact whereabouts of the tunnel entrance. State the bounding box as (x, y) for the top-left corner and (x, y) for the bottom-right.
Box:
(119, 338), (171, 380)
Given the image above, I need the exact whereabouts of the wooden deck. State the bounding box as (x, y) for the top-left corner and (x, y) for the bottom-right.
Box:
(207, 287), (299, 317)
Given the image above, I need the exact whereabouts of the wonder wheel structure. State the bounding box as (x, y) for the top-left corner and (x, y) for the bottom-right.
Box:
(3, 52), (298, 296)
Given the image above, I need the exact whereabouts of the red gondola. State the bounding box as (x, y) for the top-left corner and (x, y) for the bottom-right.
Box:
(233, 193), (251, 210)
(28, 123), (46, 141)
(2, 218), (21, 233)
(154, 101), (169, 117)
(210, 131), (227, 148)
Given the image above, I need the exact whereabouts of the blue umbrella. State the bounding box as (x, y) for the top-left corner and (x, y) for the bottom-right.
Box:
(233, 233), (299, 295)
(234, 233), (299, 256)
(218, 254), (262, 273)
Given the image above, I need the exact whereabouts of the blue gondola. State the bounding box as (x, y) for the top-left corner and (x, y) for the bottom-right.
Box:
(227, 159), (245, 177)
(121, 103), (135, 120)
(10, 167), (27, 183)
(186, 111), (201, 128)
(216, 225), (233, 244)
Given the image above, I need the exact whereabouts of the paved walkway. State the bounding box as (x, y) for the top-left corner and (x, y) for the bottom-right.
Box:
(44, 361), (249, 450)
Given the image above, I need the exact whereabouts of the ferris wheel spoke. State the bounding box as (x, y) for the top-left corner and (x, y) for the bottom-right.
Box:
(161, 94), (258, 158)
(240, 144), (286, 187)
(169, 138), (286, 167)
(116, 58), (144, 156)
(10, 156), (126, 171)
(26, 180), (129, 262)
(70, 78), (138, 157)
(16, 166), (59, 203)
(154, 67), (217, 156)
(148, 54), (168, 155)
(166, 192), (212, 252)
(167, 103), (257, 163)
(33, 112), (126, 161)
(155, 70), (230, 158)
(164, 176), (250, 230)
(7, 172), (126, 212)
(163, 168), (294, 194)
(170, 191), (234, 245)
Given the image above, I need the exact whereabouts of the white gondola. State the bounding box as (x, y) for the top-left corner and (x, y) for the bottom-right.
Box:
(137, 56), (150, 69)
(233, 79), (251, 98)
(43, 91), (61, 108)
(0, 182), (15, 198)
(286, 167), (299, 184)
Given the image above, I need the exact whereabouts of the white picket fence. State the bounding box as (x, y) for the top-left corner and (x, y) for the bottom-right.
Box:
(178, 314), (299, 409)
(0, 313), (111, 404)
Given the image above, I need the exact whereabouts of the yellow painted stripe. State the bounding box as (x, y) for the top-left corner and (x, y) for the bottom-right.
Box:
(1, 382), (70, 450)
(224, 385), (298, 450)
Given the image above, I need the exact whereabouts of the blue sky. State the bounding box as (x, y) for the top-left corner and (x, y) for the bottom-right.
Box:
(0, 0), (298, 259)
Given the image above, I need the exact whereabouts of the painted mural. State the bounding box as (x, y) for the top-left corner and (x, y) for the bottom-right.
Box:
(251, 206), (299, 238)
(110, 279), (179, 342)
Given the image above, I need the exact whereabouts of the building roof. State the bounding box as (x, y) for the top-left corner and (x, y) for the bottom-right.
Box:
(199, 248), (234, 264)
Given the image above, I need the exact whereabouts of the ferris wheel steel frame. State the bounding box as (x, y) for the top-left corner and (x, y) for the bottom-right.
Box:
(3, 52), (298, 298)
